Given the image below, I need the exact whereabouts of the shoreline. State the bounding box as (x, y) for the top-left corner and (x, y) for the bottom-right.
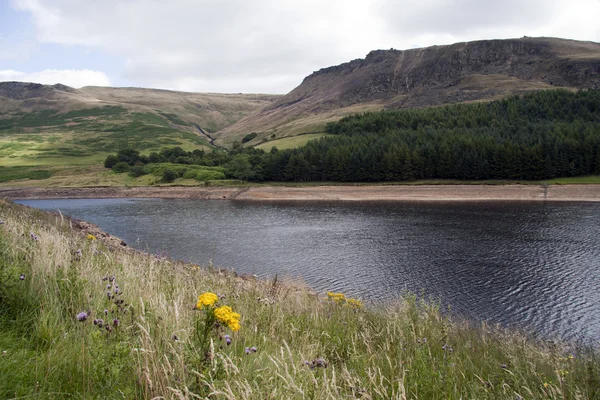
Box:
(1, 184), (600, 202)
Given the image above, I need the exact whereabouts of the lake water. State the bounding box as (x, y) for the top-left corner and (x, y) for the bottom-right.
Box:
(16, 198), (600, 343)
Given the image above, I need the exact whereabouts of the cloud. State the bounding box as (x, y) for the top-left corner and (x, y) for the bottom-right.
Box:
(376, 0), (558, 36)
(0, 69), (111, 88)
(9, 0), (600, 93)
(375, 0), (600, 46)
(11, 0), (386, 93)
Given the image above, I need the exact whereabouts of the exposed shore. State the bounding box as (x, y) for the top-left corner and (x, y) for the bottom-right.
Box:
(1, 183), (600, 201)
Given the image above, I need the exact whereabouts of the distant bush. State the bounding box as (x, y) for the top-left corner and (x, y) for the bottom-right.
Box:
(242, 132), (258, 143)
(182, 170), (198, 179)
(112, 162), (130, 173)
(116, 148), (142, 166)
(195, 170), (226, 181)
(162, 168), (178, 182)
(104, 155), (118, 169)
(176, 167), (188, 177)
(128, 165), (147, 178)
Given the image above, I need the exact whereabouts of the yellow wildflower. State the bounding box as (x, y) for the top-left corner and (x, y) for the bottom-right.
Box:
(214, 305), (241, 331)
(544, 382), (549, 388)
(327, 292), (346, 303)
(229, 320), (241, 332)
(347, 298), (363, 309)
(197, 292), (219, 308)
(86, 234), (96, 241)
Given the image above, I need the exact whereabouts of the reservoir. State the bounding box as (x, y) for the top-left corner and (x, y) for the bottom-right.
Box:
(16, 198), (600, 343)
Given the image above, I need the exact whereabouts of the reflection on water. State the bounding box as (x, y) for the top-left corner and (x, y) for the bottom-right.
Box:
(17, 198), (600, 343)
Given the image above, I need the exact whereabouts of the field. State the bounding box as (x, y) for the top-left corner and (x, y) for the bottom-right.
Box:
(0, 107), (212, 165)
(255, 133), (332, 150)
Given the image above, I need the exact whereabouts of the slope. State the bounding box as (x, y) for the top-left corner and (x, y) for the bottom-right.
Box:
(0, 82), (280, 168)
(216, 37), (600, 146)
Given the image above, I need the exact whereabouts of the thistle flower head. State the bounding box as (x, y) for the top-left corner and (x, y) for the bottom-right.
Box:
(19, 274), (25, 281)
(76, 311), (88, 322)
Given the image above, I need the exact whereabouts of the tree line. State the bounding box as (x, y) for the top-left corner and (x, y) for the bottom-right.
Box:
(105, 89), (600, 182)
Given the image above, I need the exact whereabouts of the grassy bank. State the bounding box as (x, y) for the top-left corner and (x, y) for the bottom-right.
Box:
(0, 201), (598, 399)
(1, 167), (600, 189)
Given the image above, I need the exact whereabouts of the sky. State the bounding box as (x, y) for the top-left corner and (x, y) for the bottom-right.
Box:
(1, 0), (599, 94)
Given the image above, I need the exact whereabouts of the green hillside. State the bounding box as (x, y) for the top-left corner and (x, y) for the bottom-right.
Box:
(0, 82), (280, 185)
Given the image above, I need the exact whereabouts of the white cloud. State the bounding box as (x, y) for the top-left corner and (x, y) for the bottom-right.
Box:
(0, 69), (111, 88)
(9, 0), (600, 93)
(374, 0), (600, 48)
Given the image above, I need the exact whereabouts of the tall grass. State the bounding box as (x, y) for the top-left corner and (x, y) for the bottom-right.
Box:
(0, 200), (598, 399)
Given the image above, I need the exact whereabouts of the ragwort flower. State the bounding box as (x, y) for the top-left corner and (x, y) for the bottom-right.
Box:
(197, 292), (219, 309)
(327, 292), (346, 303)
(214, 305), (241, 332)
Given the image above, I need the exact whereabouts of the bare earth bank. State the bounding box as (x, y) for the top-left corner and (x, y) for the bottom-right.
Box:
(1, 184), (599, 201)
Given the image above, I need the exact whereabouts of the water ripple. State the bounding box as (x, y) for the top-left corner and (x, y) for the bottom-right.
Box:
(16, 198), (600, 344)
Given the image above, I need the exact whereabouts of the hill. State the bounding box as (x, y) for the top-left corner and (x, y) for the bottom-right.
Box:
(216, 37), (600, 146)
(0, 82), (280, 167)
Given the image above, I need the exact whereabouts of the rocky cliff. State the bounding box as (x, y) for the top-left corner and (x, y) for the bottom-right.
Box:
(216, 37), (600, 144)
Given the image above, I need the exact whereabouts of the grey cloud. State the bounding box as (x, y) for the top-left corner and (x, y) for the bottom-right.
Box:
(14, 0), (598, 93)
(377, 0), (562, 36)
(15, 0), (352, 93)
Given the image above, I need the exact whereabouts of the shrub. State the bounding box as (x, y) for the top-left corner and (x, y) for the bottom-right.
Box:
(182, 170), (198, 180)
(128, 166), (147, 178)
(176, 167), (188, 177)
(104, 155), (118, 169)
(242, 132), (258, 143)
(162, 168), (177, 182)
(195, 170), (226, 181)
(112, 162), (130, 173)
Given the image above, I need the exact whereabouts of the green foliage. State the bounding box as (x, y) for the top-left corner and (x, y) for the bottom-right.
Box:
(258, 89), (600, 182)
(104, 155), (118, 169)
(128, 165), (147, 178)
(0, 167), (52, 182)
(112, 162), (130, 173)
(242, 132), (258, 143)
(182, 170), (198, 179)
(226, 154), (256, 181)
(0, 107), (126, 130)
(195, 170), (226, 181)
(162, 168), (177, 182)
(116, 148), (142, 166)
(98, 90), (600, 184)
